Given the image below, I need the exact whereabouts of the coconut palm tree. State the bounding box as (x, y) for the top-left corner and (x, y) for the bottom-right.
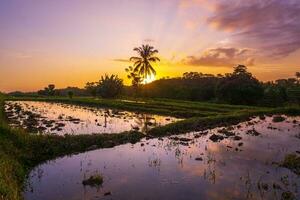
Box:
(130, 44), (160, 82)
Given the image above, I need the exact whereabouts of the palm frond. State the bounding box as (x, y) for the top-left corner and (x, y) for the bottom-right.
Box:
(130, 44), (160, 81)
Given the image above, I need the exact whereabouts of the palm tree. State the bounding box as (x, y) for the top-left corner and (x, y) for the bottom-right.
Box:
(130, 44), (160, 82)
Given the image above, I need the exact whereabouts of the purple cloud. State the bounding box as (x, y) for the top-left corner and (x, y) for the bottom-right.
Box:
(207, 0), (300, 57)
(182, 47), (255, 67)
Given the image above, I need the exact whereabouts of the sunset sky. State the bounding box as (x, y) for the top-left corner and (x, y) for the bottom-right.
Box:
(0, 0), (299, 92)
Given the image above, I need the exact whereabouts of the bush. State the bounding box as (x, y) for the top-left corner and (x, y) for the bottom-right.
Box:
(67, 91), (74, 99)
(98, 74), (123, 98)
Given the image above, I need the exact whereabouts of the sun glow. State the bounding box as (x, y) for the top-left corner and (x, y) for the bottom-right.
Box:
(143, 74), (156, 84)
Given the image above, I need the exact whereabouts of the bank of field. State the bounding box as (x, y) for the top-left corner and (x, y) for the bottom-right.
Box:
(1, 96), (300, 200)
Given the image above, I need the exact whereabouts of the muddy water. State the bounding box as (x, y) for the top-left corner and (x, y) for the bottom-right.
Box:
(24, 116), (300, 200)
(4, 101), (179, 135)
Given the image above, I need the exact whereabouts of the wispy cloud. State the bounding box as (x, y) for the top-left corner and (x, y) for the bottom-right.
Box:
(207, 0), (300, 57)
(144, 38), (155, 43)
(112, 58), (130, 63)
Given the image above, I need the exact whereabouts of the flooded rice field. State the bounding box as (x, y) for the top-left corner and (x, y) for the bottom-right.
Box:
(24, 116), (300, 200)
(4, 101), (179, 135)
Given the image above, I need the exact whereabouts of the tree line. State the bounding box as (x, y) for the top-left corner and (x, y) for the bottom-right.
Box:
(8, 44), (300, 107)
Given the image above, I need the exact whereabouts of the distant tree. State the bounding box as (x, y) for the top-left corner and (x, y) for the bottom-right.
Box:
(130, 44), (160, 82)
(55, 87), (88, 97)
(45, 84), (56, 96)
(98, 74), (123, 98)
(85, 82), (98, 97)
(262, 83), (286, 107)
(232, 65), (250, 76)
(183, 72), (215, 79)
(216, 65), (264, 105)
(38, 84), (56, 96)
(125, 66), (142, 97)
(67, 91), (74, 99)
(296, 72), (300, 84)
(140, 72), (219, 101)
(276, 78), (297, 88)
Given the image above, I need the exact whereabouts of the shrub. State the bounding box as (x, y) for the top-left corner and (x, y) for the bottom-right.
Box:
(67, 91), (74, 99)
(98, 74), (123, 98)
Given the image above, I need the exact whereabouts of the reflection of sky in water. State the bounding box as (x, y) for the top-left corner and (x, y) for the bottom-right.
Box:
(5, 101), (180, 135)
(24, 117), (300, 200)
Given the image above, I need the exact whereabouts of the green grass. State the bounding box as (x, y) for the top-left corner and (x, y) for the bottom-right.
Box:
(280, 154), (300, 175)
(1, 96), (300, 200)
(6, 96), (259, 118)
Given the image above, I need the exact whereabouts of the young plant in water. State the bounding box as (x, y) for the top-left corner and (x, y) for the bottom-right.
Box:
(82, 174), (104, 187)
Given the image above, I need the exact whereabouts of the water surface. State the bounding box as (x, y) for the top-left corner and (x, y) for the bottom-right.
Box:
(24, 116), (300, 200)
(4, 101), (179, 135)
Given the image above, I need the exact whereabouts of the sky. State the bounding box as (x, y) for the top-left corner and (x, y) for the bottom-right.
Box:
(0, 0), (299, 92)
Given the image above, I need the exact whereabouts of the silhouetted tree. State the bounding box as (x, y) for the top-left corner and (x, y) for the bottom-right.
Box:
(38, 84), (56, 96)
(98, 74), (123, 98)
(232, 65), (250, 75)
(125, 66), (142, 97)
(140, 72), (218, 101)
(46, 84), (56, 96)
(296, 72), (300, 84)
(216, 65), (264, 105)
(262, 83), (286, 107)
(55, 87), (87, 96)
(85, 82), (98, 97)
(130, 44), (160, 82)
(67, 91), (74, 99)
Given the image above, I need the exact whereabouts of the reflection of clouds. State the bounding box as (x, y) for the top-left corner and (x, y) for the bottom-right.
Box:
(24, 116), (300, 200)
(7, 101), (179, 135)
(119, 176), (129, 184)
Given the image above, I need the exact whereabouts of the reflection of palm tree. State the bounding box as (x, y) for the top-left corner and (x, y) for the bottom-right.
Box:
(133, 114), (156, 133)
(130, 44), (160, 82)
(103, 109), (109, 128)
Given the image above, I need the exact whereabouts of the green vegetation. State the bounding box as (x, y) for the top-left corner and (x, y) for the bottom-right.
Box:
(216, 65), (264, 105)
(83, 75), (123, 98)
(7, 96), (258, 118)
(125, 65), (300, 106)
(272, 115), (286, 122)
(98, 74), (123, 98)
(67, 91), (74, 99)
(280, 154), (300, 175)
(82, 174), (104, 187)
(281, 191), (296, 200)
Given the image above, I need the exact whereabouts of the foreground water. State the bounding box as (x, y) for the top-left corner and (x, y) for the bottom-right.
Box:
(4, 101), (179, 135)
(24, 116), (300, 200)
